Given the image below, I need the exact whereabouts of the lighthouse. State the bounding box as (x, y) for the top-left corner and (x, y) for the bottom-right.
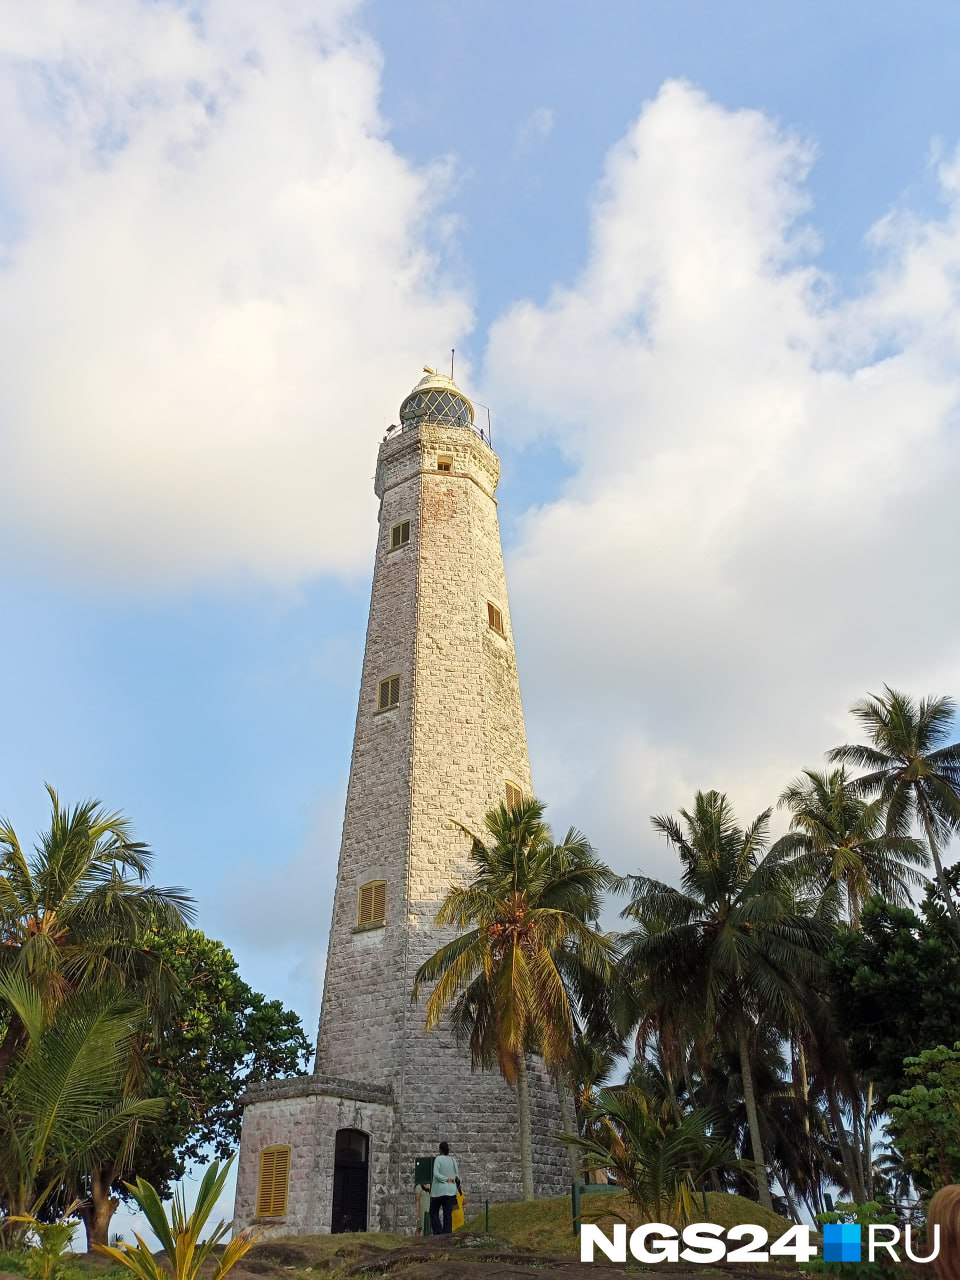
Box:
(234, 370), (568, 1234)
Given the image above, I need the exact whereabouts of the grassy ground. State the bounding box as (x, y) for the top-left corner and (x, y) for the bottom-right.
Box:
(0, 1194), (791, 1280)
(0, 1235), (410, 1280)
(463, 1189), (789, 1256)
(239, 1231), (407, 1270)
(0, 1252), (129, 1280)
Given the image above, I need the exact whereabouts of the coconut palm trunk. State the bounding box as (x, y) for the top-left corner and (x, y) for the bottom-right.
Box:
(516, 1052), (535, 1200)
(555, 1068), (582, 1182)
(734, 1003), (774, 1211)
(826, 1087), (865, 1202)
(863, 1079), (875, 1200)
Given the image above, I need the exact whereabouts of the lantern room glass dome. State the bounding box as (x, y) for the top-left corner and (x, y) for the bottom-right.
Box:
(399, 369), (475, 430)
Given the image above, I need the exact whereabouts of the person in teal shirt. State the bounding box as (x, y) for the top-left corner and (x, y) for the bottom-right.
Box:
(429, 1141), (460, 1235)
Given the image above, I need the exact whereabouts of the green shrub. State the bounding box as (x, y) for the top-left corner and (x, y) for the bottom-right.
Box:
(94, 1160), (261, 1280)
(804, 1201), (898, 1280)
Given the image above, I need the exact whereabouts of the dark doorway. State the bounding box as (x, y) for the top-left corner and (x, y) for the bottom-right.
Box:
(331, 1128), (369, 1232)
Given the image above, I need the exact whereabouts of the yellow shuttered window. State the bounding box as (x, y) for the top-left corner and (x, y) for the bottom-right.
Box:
(257, 1145), (291, 1217)
(487, 602), (504, 635)
(505, 781), (523, 812)
(358, 879), (387, 928)
(378, 676), (400, 711)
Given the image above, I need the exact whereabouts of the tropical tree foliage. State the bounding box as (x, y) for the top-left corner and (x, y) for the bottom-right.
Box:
(620, 791), (830, 1211)
(0, 792), (308, 1248)
(827, 880), (960, 1107)
(412, 797), (621, 1199)
(827, 687), (960, 936)
(94, 1159), (261, 1280)
(777, 767), (928, 926)
(566, 1085), (739, 1226)
(61, 928), (311, 1246)
(128, 927), (313, 1200)
(0, 976), (163, 1226)
(887, 1043), (960, 1190)
(411, 689), (960, 1220)
(0, 786), (193, 1083)
(0, 789), (195, 1235)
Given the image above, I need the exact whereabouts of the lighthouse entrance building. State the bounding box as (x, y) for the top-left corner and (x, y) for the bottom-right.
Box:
(233, 371), (569, 1234)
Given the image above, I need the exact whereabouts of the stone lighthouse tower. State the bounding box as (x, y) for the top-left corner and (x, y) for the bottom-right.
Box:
(234, 370), (568, 1235)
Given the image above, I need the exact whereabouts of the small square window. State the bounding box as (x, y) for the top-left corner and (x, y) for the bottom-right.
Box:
(487, 602), (504, 636)
(437, 455), (453, 472)
(391, 520), (411, 549)
(505, 781), (523, 812)
(358, 879), (387, 928)
(378, 676), (400, 711)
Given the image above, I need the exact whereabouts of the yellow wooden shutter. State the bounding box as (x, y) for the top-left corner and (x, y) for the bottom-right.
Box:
(358, 882), (373, 925)
(257, 1146), (290, 1216)
(505, 781), (523, 811)
(378, 677), (400, 711)
(372, 880), (386, 923)
(358, 880), (386, 927)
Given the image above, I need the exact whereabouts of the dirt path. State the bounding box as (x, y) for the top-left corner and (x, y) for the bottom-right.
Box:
(233, 1231), (802, 1278)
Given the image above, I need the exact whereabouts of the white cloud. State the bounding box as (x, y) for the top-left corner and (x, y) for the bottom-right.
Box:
(0, 0), (471, 586)
(485, 80), (960, 880)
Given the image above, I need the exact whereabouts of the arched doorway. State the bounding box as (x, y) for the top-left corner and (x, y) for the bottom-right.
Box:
(331, 1128), (369, 1232)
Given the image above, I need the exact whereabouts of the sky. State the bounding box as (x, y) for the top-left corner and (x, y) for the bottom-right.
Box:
(3, 0), (960, 1218)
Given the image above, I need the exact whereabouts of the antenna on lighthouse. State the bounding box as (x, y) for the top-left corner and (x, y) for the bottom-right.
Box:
(451, 348), (455, 379)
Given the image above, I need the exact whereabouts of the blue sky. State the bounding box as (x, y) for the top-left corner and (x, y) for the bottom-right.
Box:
(2, 0), (960, 1211)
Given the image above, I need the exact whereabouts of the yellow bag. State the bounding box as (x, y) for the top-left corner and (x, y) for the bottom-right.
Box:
(451, 1190), (465, 1231)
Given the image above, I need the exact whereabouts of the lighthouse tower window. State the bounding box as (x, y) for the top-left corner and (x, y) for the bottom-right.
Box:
(378, 676), (400, 711)
(357, 880), (387, 928)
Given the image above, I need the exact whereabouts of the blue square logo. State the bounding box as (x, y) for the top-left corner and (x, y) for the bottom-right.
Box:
(823, 1224), (861, 1262)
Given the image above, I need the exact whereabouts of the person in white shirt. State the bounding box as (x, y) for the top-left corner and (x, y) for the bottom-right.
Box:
(429, 1140), (460, 1235)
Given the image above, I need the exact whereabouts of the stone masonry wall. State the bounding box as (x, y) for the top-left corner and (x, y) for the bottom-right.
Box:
(312, 425), (421, 1094)
(391, 422), (567, 1222)
(234, 1078), (394, 1234)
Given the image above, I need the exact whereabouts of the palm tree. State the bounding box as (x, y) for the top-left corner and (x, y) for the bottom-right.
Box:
(0, 974), (164, 1225)
(567, 1029), (625, 1183)
(620, 790), (830, 1212)
(566, 1085), (738, 1226)
(776, 767), (928, 927)
(696, 1023), (837, 1218)
(792, 984), (868, 1205)
(411, 797), (620, 1200)
(827, 687), (960, 936)
(0, 785), (194, 1082)
(776, 763), (928, 1202)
